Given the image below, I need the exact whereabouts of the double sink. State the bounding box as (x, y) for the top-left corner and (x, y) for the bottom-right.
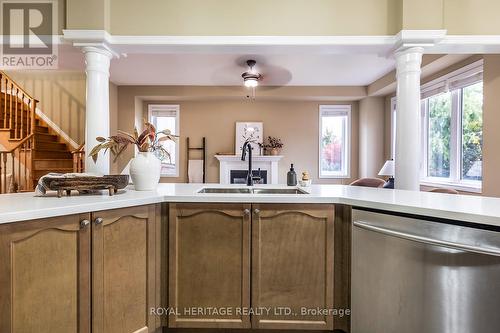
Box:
(198, 187), (308, 194)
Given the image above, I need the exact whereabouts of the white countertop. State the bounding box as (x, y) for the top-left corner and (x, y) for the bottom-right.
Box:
(1, 183), (500, 227)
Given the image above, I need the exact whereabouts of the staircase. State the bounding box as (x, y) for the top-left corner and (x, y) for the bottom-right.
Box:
(0, 71), (77, 193)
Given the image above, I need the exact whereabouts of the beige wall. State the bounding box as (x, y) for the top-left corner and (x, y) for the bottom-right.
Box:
(66, 0), (109, 30)
(401, 0), (444, 30)
(65, 0), (500, 35)
(359, 97), (386, 178)
(482, 55), (500, 197)
(107, 0), (398, 35)
(154, 100), (359, 185)
(109, 82), (119, 174)
(115, 86), (360, 184)
(4, 70), (86, 145)
(444, 0), (500, 34)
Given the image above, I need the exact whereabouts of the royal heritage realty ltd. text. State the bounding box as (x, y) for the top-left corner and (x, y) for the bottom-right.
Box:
(150, 307), (351, 317)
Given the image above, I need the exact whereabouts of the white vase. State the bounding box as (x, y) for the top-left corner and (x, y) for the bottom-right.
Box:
(129, 152), (161, 191)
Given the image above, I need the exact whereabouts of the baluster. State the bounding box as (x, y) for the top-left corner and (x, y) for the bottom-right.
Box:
(2, 153), (6, 194)
(20, 93), (24, 138)
(1, 74), (5, 129)
(9, 83), (13, 131)
(18, 143), (22, 191)
(31, 100), (37, 138)
(11, 152), (15, 192)
(0, 153), (3, 194)
(24, 141), (27, 190)
(14, 87), (18, 139)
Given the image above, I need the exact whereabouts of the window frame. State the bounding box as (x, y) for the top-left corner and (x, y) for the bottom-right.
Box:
(318, 105), (352, 179)
(390, 96), (397, 160)
(391, 60), (483, 192)
(419, 61), (483, 192)
(147, 104), (180, 178)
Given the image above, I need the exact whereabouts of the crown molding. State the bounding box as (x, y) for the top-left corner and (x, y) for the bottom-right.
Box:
(60, 29), (500, 56)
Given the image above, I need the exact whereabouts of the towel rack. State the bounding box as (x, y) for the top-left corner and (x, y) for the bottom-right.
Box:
(186, 137), (206, 183)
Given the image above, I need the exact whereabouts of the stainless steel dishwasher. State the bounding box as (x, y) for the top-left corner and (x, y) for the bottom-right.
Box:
(352, 209), (500, 333)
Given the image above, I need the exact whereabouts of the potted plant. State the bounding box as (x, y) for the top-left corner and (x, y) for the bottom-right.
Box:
(259, 136), (284, 155)
(89, 122), (177, 191)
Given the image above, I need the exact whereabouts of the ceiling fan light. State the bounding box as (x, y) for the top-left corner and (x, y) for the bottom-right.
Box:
(244, 77), (259, 88)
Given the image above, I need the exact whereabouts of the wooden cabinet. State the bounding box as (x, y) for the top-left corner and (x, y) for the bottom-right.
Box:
(0, 204), (159, 333)
(251, 204), (335, 330)
(0, 213), (91, 333)
(168, 203), (251, 328)
(92, 205), (159, 333)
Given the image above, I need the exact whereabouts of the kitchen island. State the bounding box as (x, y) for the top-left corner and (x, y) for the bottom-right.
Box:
(1, 183), (500, 226)
(1, 184), (500, 333)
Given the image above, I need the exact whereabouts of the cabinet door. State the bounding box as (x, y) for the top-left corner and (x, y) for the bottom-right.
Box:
(0, 213), (91, 333)
(252, 204), (335, 330)
(168, 203), (251, 328)
(92, 205), (159, 333)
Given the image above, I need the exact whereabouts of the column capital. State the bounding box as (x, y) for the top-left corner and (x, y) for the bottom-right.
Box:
(394, 29), (446, 53)
(81, 45), (116, 59)
(395, 47), (424, 78)
(63, 29), (120, 59)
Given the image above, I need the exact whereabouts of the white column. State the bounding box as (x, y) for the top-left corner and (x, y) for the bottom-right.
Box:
(83, 46), (113, 175)
(394, 47), (423, 191)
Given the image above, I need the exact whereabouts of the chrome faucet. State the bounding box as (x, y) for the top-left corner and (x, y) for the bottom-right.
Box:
(241, 139), (260, 186)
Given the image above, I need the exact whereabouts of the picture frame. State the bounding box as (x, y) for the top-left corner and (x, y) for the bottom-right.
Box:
(235, 122), (263, 156)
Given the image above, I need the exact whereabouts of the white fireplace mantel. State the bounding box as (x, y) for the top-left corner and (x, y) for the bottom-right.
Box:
(215, 155), (283, 184)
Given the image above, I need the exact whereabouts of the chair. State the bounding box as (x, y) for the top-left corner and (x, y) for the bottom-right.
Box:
(429, 188), (459, 194)
(349, 178), (386, 188)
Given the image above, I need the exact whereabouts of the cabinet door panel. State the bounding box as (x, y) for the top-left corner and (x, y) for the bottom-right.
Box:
(0, 214), (91, 333)
(92, 205), (158, 333)
(169, 203), (251, 328)
(252, 204), (335, 330)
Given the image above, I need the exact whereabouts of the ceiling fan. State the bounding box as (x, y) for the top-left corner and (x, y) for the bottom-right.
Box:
(241, 59), (262, 88)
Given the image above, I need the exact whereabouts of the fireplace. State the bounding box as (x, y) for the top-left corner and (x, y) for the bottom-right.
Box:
(215, 155), (283, 184)
(230, 170), (268, 184)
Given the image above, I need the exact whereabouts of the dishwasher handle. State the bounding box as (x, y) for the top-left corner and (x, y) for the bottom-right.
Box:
(354, 220), (500, 257)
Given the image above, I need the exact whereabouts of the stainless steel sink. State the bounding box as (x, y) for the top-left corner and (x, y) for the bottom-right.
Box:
(197, 188), (251, 194)
(197, 187), (307, 194)
(251, 188), (308, 194)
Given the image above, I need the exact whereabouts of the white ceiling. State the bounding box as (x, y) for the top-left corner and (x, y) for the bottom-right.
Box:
(108, 53), (396, 86)
(57, 46), (396, 87)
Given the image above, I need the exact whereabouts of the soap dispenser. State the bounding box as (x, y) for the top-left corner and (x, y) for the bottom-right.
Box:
(287, 164), (297, 186)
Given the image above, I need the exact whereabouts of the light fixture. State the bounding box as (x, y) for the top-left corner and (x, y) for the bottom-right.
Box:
(244, 77), (259, 88)
(242, 60), (261, 88)
(378, 159), (395, 189)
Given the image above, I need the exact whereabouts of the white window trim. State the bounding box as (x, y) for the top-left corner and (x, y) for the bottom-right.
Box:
(147, 104), (180, 178)
(420, 64), (483, 192)
(318, 105), (351, 179)
(390, 96), (397, 160)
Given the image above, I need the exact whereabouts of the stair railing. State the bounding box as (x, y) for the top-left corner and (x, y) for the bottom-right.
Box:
(72, 142), (85, 173)
(0, 71), (38, 140)
(0, 134), (35, 194)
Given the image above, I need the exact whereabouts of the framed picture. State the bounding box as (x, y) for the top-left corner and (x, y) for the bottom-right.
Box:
(235, 122), (263, 156)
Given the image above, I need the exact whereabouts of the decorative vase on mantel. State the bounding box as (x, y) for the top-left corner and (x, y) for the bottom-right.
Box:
(129, 152), (161, 191)
(269, 148), (280, 156)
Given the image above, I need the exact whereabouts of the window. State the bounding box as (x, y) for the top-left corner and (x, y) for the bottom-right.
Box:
(319, 105), (351, 178)
(420, 61), (483, 191)
(148, 104), (180, 177)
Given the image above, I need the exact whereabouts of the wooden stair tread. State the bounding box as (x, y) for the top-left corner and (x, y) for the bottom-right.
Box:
(34, 158), (73, 161)
(34, 167), (73, 171)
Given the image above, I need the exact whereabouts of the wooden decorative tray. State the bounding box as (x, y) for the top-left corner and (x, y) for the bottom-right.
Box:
(41, 175), (129, 197)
